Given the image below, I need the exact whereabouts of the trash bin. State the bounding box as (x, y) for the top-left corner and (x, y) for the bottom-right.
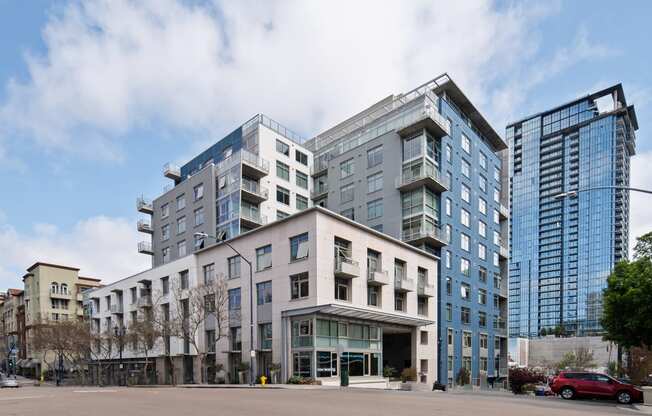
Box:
(340, 368), (349, 387)
(643, 386), (652, 406)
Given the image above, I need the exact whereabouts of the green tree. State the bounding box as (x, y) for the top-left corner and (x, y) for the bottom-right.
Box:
(634, 231), (652, 260)
(555, 347), (596, 370)
(601, 258), (652, 350)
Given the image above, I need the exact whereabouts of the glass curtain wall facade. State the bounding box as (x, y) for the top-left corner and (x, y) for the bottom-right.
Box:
(507, 85), (637, 337)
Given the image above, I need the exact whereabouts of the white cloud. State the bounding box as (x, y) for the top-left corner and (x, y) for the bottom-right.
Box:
(0, 215), (150, 289)
(630, 153), (652, 254)
(0, 0), (607, 162)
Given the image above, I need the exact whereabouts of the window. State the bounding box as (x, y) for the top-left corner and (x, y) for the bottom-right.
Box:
(445, 251), (451, 269)
(130, 287), (137, 304)
(446, 277), (452, 295)
(479, 152), (487, 170)
(161, 203), (169, 218)
(403, 135), (422, 160)
(194, 207), (204, 226)
(494, 188), (500, 203)
(367, 172), (383, 193)
(463, 332), (472, 348)
(494, 166), (501, 182)
(257, 281), (272, 305)
(177, 216), (186, 234)
(480, 357), (488, 372)
(461, 183), (470, 203)
(478, 288), (487, 305)
(203, 263), (215, 284)
(479, 266), (487, 283)
(367, 285), (380, 307)
(231, 327), (242, 351)
(461, 283), (470, 301)
(290, 273), (309, 299)
(479, 197), (487, 215)
(162, 247), (170, 263)
(478, 243), (486, 260)
(461, 307), (471, 324)
(480, 334), (488, 349)
(277, 210), (290, 220)
(445, 144), (452, 163)
(296, 171), (308, 189)
(296, 194), (308, 210)
(228, 288), (241, 311)
(256, 245), (272, 271)
(194, 234), (204, 251)
(461, 233), (470, 252)
(290, 233), (309, 261)
(180, 270), (189, 289)
(335, 278), (350, 301)
(461, 159), (470, 178)
(276, 161), (290, 181)
(446, 198), (452, 216)
(367, 199), (383, 220)
(193, 183), (204, 201)
(340, 158), (355, 179)
(418, 297), (428, 316)
(161, 224), (170, 241)
(446, 303), (452, 321)
(420, 331), (428, 345)
(493, 231), (500, 246)
(479, 311), (487, 327)
(461, 209), (470, 227)
(295, 150), (308, 166)
(176, 194), (185, 211)
(276, 186), (290, 205)
(493, 252), (499, 267)
(479, 221), (486, 238)
(460, 258), (470, 276)
(461, 133), (471, 154)
(293, 351), (312, 377)
(177, 240), (186, 257)
(340, 183), (354, 203)
(259, 323), (272, 350)
(228, 256), (241, 280)
(479, 175), (487, 192)
(276, 139), (289, 156)
(367, 145), (383, 168)
(493, 209), (500, 224)
(340, 208), (354, 220)
(394, 291), (406, 312)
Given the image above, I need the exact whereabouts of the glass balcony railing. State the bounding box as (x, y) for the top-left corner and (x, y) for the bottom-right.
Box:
(241, 179), (268, 199)
(396, 162), (450, 191)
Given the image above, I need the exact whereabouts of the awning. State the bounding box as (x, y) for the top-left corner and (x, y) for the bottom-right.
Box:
(282, 304), (434, 327)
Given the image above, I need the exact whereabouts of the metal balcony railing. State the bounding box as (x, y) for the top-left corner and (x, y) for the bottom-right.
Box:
(241, 179), (269, 199)
(163, 163), (181, 180)
(137, 197), (153, 214)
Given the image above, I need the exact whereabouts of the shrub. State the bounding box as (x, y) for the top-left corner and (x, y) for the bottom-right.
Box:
(509, 367), (546, 394)
(400, 367), (417, 382)
(287, 376), (317, 385)
(237, 362), (250, 372)
(455, 368), (470, 386)
(383, 366), (396, 378)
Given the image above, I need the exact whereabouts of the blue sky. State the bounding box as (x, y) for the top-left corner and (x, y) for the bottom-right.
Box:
(0, 0), (650, 288)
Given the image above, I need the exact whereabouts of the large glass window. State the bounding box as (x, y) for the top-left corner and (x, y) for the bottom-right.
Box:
(290, 233), (309, 261)
(296, 171), (308, 189)
(290, 273), (309, 299)
(335, 278), (350, 301)
(203, 263), (215, 284)
(276, 161), (290, 181)
(367, 145), (383, 168)
(461, 208), (470, 227)
(177, 216), (186, 234)
(228, 256), (241, 279)
(367, 285), (380, 307)
(259, 323), (272, 349)
(193, 183), (204, 201)
(296, 194), (308, 210)
(256, 245), (272, 271)
(340, 158), (355, 179)
(276, 186), (290, 205)
(295, 150), (308, 165)
(461, 183), (470, 203)
(293, 352), (312, 377)
(317, 351), (338, 377)
(276, 139), (289, 156)
(228, 288), (241, 312)
(403, 134), (423, 161)
(367, 172), (383, 193)
(194, 207), (204, 226)
(461, 133), (471, 154)
(340, 183), (355, 203)
(256, 281), (272, 305)
(367, 199), (383, 220)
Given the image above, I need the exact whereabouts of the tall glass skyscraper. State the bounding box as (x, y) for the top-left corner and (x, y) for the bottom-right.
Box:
(507, 84), (638, 338)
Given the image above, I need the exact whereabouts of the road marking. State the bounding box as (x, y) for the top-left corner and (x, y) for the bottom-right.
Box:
(73, 390), (118, 393)
(0, 395), (53, 401)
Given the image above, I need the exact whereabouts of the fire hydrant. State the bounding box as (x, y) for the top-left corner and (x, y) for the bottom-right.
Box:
(260, 375), (267, 386)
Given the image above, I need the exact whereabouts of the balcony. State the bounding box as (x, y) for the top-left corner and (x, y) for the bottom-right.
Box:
(311, 185), (329, 200)
(499, 203), (509, 220)
(137, 219), (153, 234)
(394, 277), (415, 292)
(499, 243), (508, 259)
(137, 197), (153, 215)
(137, 295), (152, 308)
(163, 163), (181, 181)
(367, 269), (389, 285)
(240, 180), (268, 204)
(138, 241), (154, 255)
(395, 163), (449, 193)
(494, 318), (507, 335)
(401, 225), (447, 247)
(240, 149), (270, 179)
(49, 289), (72, 299)
(396, 104), (450, 139)
(334, 254), (360, 279)
(311, 157), (329, 176)
(417, 281), (435, 297)
(110, 304), (124, 314)
(240, 208), (267, 229)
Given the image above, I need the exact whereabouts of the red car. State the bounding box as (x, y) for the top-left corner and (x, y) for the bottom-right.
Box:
(550, 371), (643, 404)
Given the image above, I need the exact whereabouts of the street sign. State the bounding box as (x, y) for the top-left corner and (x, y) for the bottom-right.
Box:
(250, 350), (256, 358)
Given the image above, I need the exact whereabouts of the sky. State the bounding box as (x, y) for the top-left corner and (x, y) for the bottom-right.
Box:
(0, 0), (650, 289)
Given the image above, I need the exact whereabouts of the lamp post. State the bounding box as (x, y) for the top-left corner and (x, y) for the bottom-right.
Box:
(554, 186), (652, 200)
(195, 231), (255, 387)
(113, 325), (125, 386)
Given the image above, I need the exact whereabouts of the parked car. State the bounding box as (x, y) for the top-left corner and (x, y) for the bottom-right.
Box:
(550, 371), (642, 404)
(0, 376), (19, 388)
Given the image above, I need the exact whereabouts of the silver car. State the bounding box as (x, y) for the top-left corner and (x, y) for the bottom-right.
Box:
(1, 376), (19, 388)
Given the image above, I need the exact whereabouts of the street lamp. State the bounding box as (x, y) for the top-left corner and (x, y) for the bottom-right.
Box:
(194, 231), (256, 387)
(554, 186), (652, 200)
(113, 325), (125, 386)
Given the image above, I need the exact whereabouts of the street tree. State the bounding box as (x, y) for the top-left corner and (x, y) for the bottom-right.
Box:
(633, 231), (652, 260)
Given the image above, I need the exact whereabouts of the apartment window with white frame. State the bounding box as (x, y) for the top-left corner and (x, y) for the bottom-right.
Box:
(340, 158), (355, 179)
(296, 171), (308, 189)
(479, 243), (487, 260)
(480, 333), (488, 349)
(176, 194), (185, 211)
(276, 161), (290, 181)
(460, 258), (470, 277)
(493, 252), (499, 267)
(276, 139), (289, 156)
(367, 145), (383, 168)
(194, 207), (204, 226)
(446, 277), (452, 295)
(461, 183), (470, 203)
(445, 224), (452, 243)
(479, 175), (487, 192)
(478, 288), (487, 305)
(479, 197), (487, 215)
(177, 240), (186, 257)
(296, 194), (308, 210)
(461, 133), (471, 154)
(367, 172), (383, 193)
(277, 186), (290, 205)
(479, 220), (486, 238)
(256, 245), (272, 271)
(177, 216), (186, 234)
(494, 231), (500, 246)
(367, 199), (383, 220)
(461, 282), (470, 301)
(193, 183), (204, 201)
(161, 224), (170, 241)
(340, 183), (354, 203)
(228, 256), (241, 279)
(295, 150), (308, 166)
(446, 198), (452, 216)
(463, 331), (472, 348)
(479, 152), (487, 170)
(290, 233), (309, 261)
(445, 144), (452, 163)
(461, 159), (470, 178)
(290, 272), (309, 299)
(161, 203), (169, 218)
(445, 251), (451, 269)
(461, 208), (470, 227)
(203, 263), (215, 284)
(461, 233), (470, 252)
(493, 209), (500, 224)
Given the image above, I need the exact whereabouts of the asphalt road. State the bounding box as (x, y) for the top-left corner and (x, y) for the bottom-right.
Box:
(0, 386), (644, 416)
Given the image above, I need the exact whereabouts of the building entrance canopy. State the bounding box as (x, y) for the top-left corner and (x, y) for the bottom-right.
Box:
(282, 303), (434, 327)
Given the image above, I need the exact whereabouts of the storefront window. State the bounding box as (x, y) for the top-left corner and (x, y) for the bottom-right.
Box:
(316, 351), (338, 377)
(293, 352), (312, 377)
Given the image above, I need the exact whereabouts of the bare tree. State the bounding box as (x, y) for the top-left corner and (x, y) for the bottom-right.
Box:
(126, 298), (164, 384)
(167, 274), (229, 383)
(555, 347), (596, 371)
